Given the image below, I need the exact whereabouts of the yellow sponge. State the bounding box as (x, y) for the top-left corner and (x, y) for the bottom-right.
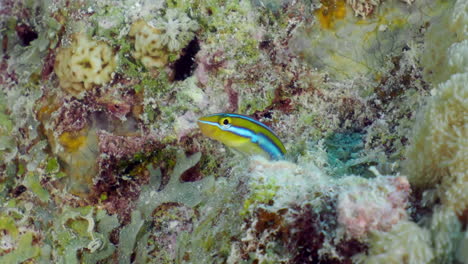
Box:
(54, 33), (117, 96)
(129, 20), (169, 69)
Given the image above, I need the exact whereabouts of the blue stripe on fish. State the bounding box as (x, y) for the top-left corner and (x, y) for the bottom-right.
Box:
(197, 119), (284, 159)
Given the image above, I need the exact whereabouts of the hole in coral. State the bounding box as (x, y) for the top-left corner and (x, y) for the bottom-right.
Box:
(16, 24), (38, 46)
(172, 37), (200, 81)
(78, 60), (92, 69)
(11, 185), (27, 197)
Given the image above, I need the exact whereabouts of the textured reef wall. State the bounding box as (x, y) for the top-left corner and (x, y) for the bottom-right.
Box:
(0, 0), (466, 263)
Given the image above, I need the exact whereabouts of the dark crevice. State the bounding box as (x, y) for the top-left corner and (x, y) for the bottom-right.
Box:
(173, 37), (200, 81)
(16, 24), (38, 46)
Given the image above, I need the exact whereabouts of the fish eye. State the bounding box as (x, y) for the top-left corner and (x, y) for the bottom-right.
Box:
(219, 117), (231, 128)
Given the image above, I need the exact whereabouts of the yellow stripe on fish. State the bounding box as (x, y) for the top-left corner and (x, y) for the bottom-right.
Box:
(197, 113), (286, 160)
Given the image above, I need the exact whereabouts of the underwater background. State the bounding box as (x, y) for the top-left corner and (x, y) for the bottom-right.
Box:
(0, 0), (467, 263)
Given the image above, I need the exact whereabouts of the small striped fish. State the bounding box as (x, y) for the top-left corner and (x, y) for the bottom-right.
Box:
(197, 113), (286, 160)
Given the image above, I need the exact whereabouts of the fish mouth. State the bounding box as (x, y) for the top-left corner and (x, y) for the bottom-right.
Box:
(197, 118), (219, 138)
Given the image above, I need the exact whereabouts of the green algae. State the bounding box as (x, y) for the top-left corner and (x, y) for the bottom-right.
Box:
(0, 232), (41, 263)
(50, 206), (119, 264)
(118, 151), (214, 263)
(24, 172), (50, 202)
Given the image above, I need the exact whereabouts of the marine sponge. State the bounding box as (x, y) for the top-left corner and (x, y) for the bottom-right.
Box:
(129, 20), (169, 69)
(129, 9), (198, 69)
(337, 175), (410, 238)
(403, 72), (468, 213)
(354, 220), (434, 264)
(54, 33), (117, 96)
(404, 0), (468, 215)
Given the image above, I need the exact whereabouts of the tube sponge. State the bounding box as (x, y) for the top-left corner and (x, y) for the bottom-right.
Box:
(54, 33), (117, 96)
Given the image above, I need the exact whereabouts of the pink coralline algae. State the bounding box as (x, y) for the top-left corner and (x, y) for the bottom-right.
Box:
(337, 176), (411, 238)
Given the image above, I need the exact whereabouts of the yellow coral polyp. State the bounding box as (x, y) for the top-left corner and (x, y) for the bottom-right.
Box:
(54, 33), (117, 96)
(316, 0), (347, 29)
(129, 20), (169, 69)
(58, 131), (88, 153)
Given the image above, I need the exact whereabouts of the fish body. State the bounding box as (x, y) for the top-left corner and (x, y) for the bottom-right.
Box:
(197, 113), (286, 160)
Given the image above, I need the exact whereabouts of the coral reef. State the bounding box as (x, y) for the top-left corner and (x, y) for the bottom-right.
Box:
(54, 33), (117, 96)
(354, 220), (434, 264)
(337, 175), (410, 238)
(129, 9), (198, 69)
(404, 0), (468, 214)
(0, 0), (466, 263)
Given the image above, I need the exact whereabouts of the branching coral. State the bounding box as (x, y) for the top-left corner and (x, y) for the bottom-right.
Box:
(347, 0), (381, 18)
(54, 33), (117, 96)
